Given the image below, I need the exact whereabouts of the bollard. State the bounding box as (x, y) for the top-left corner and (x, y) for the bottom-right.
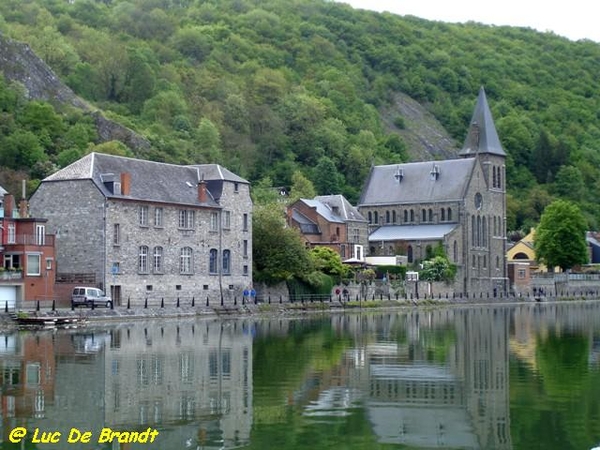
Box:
(36, 301), (40, 311)
(221, 295), (224, 306)
(52, 299), (56, 311)
(234, 297), (237, 306)
(242, 296), (245, 305)
(176, 297), (180, 308)
(161, 298), (164, 308)
(4, 301), (7, 313)
(206, 296), (209, 307)
(110, 300), (114, 310)
(268, 296), (271, 304)
(191, 297), (195, 307)
(144, 297), (148, 309)
(280, 295), (283, 304)
(91, 301), (95, 310)
(127, 297), (131, 309)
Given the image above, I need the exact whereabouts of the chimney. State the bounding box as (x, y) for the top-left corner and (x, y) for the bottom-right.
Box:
(4, 194), (14, 218)
(120, 172), (131, 196)
(198, 179), (207, 203)
(18, 180), (28, 218)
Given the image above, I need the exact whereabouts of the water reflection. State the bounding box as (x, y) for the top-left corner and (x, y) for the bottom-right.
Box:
(1, 302), (600, 450)
(0, 319), (253, 449)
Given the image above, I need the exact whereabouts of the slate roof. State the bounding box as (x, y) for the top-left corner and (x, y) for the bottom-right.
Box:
(369, 224), (458, 242)
(43, 152), (248, 207)
(459, 87), (506, 157)
(359, 159), (475, 206)
(314, 195), (367, 222)
(291, 209), (320, 234)
(299, 199), (345, 224)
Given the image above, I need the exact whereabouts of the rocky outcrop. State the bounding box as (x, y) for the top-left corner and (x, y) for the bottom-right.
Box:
(0, 33), (150, 152)
(382, 92), (459, 161)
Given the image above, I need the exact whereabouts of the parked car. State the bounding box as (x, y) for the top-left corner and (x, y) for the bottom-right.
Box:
(71, 287), (112, 308)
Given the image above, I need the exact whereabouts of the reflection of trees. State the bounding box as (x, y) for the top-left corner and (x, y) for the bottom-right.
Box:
(510, 331), (600, 450)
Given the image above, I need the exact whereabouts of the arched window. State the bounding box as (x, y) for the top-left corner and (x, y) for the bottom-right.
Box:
(386, 210), (390, 223)
(407, 245), (413, 263)
(374, 211), (379, 224)
(209, 249), (218, 274)
(368, 212), (372, 224)
(483, 255), (487, 269)
(441, 208), (446, 221)
(392, 210), (397, 223)
(482, 217), (487, 247)
(222, 250), (231, 275)
(492, 166), (497, 188)
(404, 210), (408, 223)
(447, 208), (452, 221)
(477, 216), (481, 247)
(139, 246), (149, 273)
(180, 247), (193, 274)
(453, 241), (458, 262)
(428, 209), (433, 222)
(496, 255), (500, 269)
(471, 216), (476, 245)
(410, 209), (414, 222)
(422, 209), (426, 222)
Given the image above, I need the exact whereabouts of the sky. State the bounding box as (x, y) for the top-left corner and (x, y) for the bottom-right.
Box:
(340, 0), (600, 43)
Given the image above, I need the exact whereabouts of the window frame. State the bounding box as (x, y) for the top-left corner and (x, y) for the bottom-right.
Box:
(138, 205), (149, 227)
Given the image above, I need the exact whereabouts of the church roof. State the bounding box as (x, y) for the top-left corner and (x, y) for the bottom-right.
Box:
(358, 159), (475, 206)
(459, 87), (506, 157)
(42, 152), (248, 207)
(369, 224), (458, 242)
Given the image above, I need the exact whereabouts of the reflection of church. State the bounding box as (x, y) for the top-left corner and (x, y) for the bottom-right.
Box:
(334, 308), (512, 449)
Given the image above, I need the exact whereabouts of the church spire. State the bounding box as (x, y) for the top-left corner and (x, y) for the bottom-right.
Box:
(459, 87), (506, 157)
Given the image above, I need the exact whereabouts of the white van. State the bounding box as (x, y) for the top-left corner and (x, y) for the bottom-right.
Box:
(71, 287), (112, 309)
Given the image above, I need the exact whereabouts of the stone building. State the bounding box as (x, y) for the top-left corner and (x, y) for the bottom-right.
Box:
(357, 88), (507, 295)
(287, 194), (368, 262)
(28, 152), (252, 306)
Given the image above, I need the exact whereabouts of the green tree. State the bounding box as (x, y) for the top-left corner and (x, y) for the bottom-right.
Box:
(252, 204), (313, 285)
(534, 200), (588, 271)
(308, 246), (348, 279)
(288, 170), (316, 202)
(312, 156), (343, 195)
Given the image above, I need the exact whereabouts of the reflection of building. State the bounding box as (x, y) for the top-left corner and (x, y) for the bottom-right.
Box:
(336, 309), (512, 449)
(0, 331), (56, 431)
(0, 187), (56, 309)
(103, 320), (253, 448)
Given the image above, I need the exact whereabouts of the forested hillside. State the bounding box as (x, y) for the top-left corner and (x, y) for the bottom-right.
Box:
(1, 0), (600, 235)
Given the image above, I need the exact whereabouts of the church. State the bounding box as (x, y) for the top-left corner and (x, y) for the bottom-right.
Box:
(357, 87), (507, 295)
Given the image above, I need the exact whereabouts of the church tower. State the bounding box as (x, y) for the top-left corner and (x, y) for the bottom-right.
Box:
(459, 87), (507, 294)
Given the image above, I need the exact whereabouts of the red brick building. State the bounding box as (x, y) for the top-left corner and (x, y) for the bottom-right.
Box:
(0, 187), (56, 310)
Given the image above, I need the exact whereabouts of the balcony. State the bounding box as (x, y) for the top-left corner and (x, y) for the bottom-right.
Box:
(3, 234), (55, 247)
(0, 270), (23, 281)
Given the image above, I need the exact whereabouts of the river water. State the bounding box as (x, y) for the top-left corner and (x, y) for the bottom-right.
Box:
(1, 302), (600, 449)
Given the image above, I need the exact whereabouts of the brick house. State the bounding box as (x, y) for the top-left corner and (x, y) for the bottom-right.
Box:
(0, 186), (56, 310)
(28, 153), (252, 306)
(357, 88), (507, 295)
(287, 194), (368, 261)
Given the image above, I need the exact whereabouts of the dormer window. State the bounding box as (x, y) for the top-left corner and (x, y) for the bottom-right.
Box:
(430, 164), (440, 181)
(394, 166), (404, 183)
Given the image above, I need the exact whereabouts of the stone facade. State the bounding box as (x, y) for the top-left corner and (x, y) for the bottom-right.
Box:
(358, 88), (507, 295)
(29, 153), (252, 306)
